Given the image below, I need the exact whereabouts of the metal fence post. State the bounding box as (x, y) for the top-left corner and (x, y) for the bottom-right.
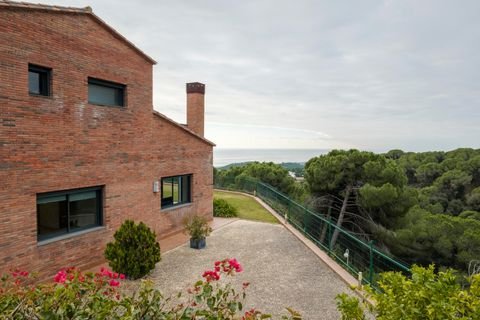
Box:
(327, 217), (332, 253)
(369, 240), (374, 285)
(303, 207), (308, 234)
(286, 199), (290, 221)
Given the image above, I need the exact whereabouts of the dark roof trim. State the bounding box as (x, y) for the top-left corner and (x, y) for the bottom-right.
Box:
(0, 0), (157, 65)
(152, 111), (215, 147)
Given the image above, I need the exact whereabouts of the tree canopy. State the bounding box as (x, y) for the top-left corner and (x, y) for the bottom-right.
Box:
(304, 149), (415, 248)
(386, 148), (480, 271)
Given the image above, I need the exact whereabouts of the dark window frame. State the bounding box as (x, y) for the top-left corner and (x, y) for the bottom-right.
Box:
(161, 174), (192, 209)
(88, 77), (126, 107)
(28, 64), (51, 96)
(36, 186), (103, 241)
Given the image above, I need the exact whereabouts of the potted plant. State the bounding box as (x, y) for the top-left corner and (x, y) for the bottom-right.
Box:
(183, 215), (212, 249)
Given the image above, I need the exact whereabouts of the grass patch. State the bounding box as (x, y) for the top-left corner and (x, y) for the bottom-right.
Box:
(214, 190), (279, 224)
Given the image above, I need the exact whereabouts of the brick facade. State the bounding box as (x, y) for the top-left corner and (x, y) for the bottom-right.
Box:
(0, 3), (214, 277)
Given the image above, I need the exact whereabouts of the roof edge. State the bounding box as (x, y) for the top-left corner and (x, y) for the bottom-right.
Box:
(0, 1), (89, 12)
(152, 111), (216, 147)
(90, 12), (157, 65)
(0, 0), (157, 65)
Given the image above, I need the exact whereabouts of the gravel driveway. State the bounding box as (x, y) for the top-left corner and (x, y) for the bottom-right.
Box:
(149, 219), (350, 319)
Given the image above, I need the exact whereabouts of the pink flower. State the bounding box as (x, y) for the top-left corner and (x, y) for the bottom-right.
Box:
(228, 258), (243, 273)
(54, 270), (67, 283)
(10, 269), (28, 277)
(109, 279), (120, 287)
(199, 258), (244, 282)
(202, 270), (220, 282)
(100, 267), (113, 278)
(119, 274), (125, 280)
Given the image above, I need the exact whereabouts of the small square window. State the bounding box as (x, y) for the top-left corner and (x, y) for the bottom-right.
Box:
(28, 64), (51, 96)
(88, 78), (125, 107)
(161, 175), (192, 208)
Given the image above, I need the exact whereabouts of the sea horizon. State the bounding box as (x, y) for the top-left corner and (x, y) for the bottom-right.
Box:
(214, 148), (330, 167)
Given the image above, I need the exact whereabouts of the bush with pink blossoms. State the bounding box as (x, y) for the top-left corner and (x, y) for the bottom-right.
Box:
(0, 259), (301, 319)
(0, 266), (127, 319)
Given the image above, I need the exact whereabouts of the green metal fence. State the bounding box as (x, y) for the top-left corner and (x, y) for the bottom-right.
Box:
(215, 175), (410, 289)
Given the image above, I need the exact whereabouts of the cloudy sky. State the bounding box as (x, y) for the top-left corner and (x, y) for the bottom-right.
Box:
(46, 0), (479, 151)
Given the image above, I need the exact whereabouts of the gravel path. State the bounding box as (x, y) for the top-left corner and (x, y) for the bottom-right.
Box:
(149, 219), (350, 319)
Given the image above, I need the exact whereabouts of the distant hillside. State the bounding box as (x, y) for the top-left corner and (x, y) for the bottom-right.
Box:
(216, 162), (254, 170)
(217, 161), (305, 177)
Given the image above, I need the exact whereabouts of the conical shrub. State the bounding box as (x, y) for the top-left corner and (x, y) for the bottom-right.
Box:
(105, 220), (161, 279)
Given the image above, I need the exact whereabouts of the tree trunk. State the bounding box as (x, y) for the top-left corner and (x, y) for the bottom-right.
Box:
(319, 199), (333, 243)
(330, 185), (352, 249)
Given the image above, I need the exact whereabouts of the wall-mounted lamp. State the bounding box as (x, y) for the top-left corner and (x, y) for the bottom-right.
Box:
(153, 181), (160, 193)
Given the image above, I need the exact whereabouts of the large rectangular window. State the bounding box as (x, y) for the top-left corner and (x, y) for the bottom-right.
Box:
(88, 77), (125, 107)
(161, 175), (192, 208)
(37, 187), (102, 241)
(28, 64), (51, 96)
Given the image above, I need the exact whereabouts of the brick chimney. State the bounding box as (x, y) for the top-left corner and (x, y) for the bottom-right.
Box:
(186, 82), (205, 137)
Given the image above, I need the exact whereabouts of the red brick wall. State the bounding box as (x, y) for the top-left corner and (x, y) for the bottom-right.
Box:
(0, 8), (213, 277)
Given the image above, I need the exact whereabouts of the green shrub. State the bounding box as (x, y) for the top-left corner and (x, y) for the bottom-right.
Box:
(335, 293), (365, 320)
(336, 265), (480, 320)
(105, 220), (161, 279)
(213, 198), (238, 217)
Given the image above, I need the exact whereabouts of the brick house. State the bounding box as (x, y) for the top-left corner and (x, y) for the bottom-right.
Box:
(0, 1), (214, 276)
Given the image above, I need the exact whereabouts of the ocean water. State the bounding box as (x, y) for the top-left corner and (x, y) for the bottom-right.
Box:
(214, 148), (330, 167)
